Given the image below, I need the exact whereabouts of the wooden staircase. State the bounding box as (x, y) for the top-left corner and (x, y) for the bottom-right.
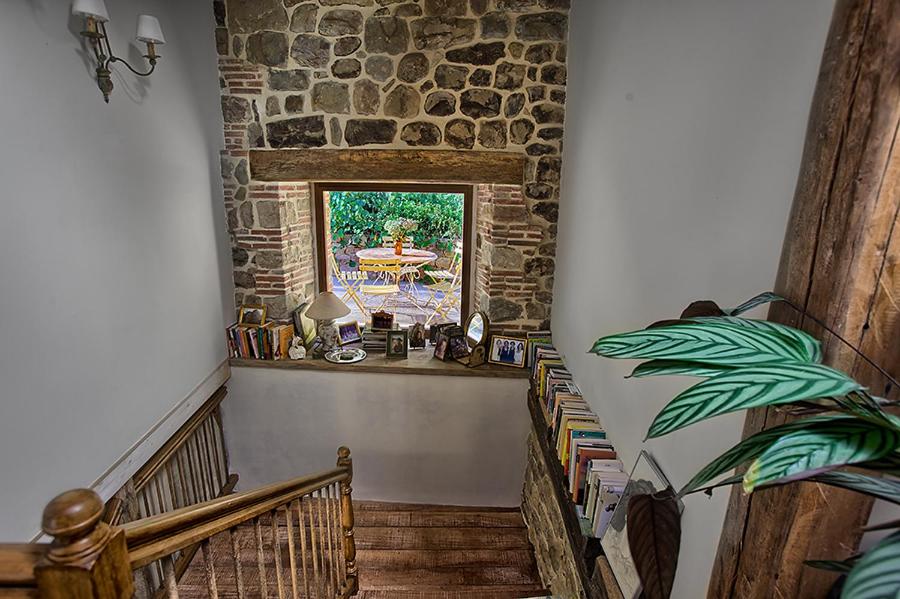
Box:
(177, 501), (547, 599)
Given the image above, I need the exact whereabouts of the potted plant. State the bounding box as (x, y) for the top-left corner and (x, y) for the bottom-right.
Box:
(591, 292), (900, 599)
(384, 218), (418, 255)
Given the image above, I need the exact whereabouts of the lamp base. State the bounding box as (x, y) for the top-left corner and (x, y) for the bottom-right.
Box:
(318, 320), (341, 351)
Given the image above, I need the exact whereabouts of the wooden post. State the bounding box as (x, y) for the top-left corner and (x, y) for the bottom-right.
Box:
(708, 1), (900, 597)
(35, 489), (134, 599)
(336, 447), (358, 597)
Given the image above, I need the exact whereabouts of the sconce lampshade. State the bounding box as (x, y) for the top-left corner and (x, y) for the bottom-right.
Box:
(72, 0), (109, 22)
(305, 292), (351, 321)
(136, 15), (166, 45)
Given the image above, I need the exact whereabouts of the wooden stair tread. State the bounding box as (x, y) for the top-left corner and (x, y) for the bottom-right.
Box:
(354, 510), (526, 528)
(354, 526), (533, 550)
(355, 587), (550, 598)
(354, 501), (520, 513)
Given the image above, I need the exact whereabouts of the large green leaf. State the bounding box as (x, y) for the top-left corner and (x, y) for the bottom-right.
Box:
(689, 316), (822, 364)
(744, 422), (900, 492)
(726, 292), (785, 316)
(680, 415), (856, 495)
(628, 360), (734, 379)
(841, 531), (900, 598)
(648, 364), (862, 438)
(592, 321), (816, 366)
(808, 471), (900, 506)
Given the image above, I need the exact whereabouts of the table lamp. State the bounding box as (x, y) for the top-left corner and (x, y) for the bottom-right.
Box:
(305, 291), (351, 351)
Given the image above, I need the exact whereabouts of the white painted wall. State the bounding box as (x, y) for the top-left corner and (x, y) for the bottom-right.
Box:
(223, 367), (530, 507)
(553, 1), (833, 597)
(0, 1), (231, 540)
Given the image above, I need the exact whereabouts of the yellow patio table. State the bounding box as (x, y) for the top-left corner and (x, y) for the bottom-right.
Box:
(355, 247), (438, 313)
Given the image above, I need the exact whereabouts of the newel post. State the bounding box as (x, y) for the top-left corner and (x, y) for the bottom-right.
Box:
(35, 489), (133, 599)
(337, 447), (359, 596)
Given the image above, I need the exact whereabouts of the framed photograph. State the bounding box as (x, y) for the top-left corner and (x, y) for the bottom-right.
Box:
(601, 451), (681, 599)
(292, 303), (317, 347)
(337, 321), (362, 346)
(429, 322), (455, 345)
(386, 330), (409, 358)
(409, 323), (427, 349)
(488, 335), (527, 368)
(448, 334), (470, 360)
(239, 304), (266, 326)
(433, 336), (449, 361)
(371, 311), (395, 331)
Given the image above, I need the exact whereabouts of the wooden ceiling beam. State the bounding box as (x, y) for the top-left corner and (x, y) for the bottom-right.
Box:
(249, 149), (527, 185)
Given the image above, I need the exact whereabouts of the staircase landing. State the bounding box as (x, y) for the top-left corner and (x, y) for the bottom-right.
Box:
(354, 501), (547, 599)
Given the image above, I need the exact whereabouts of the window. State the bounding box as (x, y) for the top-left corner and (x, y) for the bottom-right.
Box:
(313, 183), (473, 328)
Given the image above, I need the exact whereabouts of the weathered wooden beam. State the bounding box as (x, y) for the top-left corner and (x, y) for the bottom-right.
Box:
(249, 149), (526, 184)
(708, 1), (900, 597)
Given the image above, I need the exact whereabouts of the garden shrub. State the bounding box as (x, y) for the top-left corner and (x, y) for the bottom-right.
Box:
(329, 191), (463, 251)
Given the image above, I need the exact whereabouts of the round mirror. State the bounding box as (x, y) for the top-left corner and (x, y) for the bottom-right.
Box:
(465, 311), (487, 347)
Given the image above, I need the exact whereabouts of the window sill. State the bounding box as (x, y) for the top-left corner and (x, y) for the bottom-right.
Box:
(229, 349), (530, 379)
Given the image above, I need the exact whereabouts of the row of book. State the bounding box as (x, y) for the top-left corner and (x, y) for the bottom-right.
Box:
(227, 322), (295, 360)
(362, 326), (393, 351)
(531, 340), (627, 539)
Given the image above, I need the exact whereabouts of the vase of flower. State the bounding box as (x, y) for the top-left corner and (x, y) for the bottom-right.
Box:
(384, 218), (419, 256)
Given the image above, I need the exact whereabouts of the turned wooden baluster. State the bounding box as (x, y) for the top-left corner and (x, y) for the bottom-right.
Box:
(35, 489), (134, 599)
(336, 447), (358, 597)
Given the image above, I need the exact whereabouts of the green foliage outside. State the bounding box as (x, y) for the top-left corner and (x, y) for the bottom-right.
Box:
(329, 191), (463, 252)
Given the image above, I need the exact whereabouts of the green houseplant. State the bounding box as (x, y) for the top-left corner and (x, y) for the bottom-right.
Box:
(591, 293), (900, 599)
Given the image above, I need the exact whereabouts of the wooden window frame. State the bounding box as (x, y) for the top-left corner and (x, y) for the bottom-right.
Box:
(312, 182), (474, 325)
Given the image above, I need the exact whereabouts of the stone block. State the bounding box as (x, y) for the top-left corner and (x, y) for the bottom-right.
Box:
(410, 17), (477, 50)
(289, 4), (317, 33)
(480, 12), (510, 39)
(445, 118), (476, 149)
(268, 69), (310, 91)
(334, 36), (362, 55)
(460, 89), (501, 118)
(345, 119), (398, 145)
(226, 0), (288, 33)
(222, 96), (251, 122)
(446, 41), (506, 66)
(266, 115), (328, 147)
(434, 64), (469, 90)
(515, 12), (568, 41)
(424, 91), (456, 116)
(319, 9), (364, 36)
(401, 122), (442, 146)
(291, 34), (331, 68)
(384, 84), (420, 118)
(424, 0), (467, 16)
(246, 31), (288, 66)
(312, 81), (351, 113)
(495, 62), (526, 89)
(332, 58), (362, 78)
(477, 119), (507, 149)
(397, 52), (429, 83)
(353, 79), (380, 114)
(365, 16), (410, 54)
(365, 55), (394, 81)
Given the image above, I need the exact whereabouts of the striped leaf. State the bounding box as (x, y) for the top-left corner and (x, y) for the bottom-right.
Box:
(726, 292), (785, 316)
(689, 316), (822, 363)
(841, 532), (900, 599)
(862, 452), (900, 475)
(648, 364), (862, 438)
(808, 471), (900, 506)
(680, 415), (856, 495)
(743, 422), (900, 492)
(806, 559), (857, 574)
(627, 490), (681, 599)
(592, 321), (815, 366)
(629, 360), (734, 379)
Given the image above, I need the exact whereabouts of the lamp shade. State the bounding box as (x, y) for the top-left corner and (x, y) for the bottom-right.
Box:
(72, 0), (109, 22)
(305, 292), (351, 321)
(136, 15), (166, 44)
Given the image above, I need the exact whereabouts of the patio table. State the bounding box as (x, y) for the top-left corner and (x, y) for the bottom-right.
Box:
(355, 247), (438, 265)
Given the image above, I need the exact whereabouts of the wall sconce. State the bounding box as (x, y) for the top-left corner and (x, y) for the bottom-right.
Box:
(72, 0), (166, 103)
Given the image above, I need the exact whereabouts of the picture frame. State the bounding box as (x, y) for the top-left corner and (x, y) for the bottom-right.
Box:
(429, 322), (455, 345)
(371, 311), (395, 331)
(409, 322), (427, 349)
(487, 335), (527, 368)
(448, 334), (470, 360)
(337, 321), (362, 346)
(238, 304), (266, 326)
(386, 330), (409, 358)
(433, 336), (449, 361)
(292, 303), (317, 347)
(601, 451), (680, 599)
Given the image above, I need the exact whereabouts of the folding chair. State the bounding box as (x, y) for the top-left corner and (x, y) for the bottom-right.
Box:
(359, 257), (402, 313)
(329, 253), (367, 313)
(424, 250), (463, 325)
(382, 236), (422, 299)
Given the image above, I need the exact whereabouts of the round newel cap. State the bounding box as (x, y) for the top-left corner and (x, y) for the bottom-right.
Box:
(337, 446), (351, 460)
(42, 489), (104, 539)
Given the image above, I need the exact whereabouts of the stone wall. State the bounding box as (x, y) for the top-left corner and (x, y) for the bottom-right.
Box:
(214, 0), (568, 327)
(522, 430), (586, 599)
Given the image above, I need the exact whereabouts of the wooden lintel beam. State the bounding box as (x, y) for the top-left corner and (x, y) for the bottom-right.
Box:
(249, 149), (526, 185)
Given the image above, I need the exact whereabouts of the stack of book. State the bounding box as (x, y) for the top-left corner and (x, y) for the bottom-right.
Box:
(531, 340), (627, 539)
(362, 324), (396, 351)
(227, 322), (295, 360)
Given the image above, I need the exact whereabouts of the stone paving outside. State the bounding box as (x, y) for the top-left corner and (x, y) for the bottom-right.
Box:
(331, 275), (461, 328)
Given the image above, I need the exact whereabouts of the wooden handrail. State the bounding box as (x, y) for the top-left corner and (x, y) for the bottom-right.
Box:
(132, 386), (227, 493)
(0, 544), (46, 591)
(124, 468), (348, 568)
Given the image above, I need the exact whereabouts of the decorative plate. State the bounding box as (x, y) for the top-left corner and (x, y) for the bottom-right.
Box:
(324, 348), (367, 364)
